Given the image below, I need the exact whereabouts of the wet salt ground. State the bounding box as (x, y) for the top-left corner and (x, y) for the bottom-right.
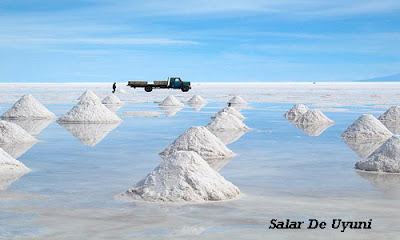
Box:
(1, 102), (400, 239)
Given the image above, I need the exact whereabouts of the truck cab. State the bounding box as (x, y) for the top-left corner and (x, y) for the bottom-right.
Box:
(168, 77), (191, 92)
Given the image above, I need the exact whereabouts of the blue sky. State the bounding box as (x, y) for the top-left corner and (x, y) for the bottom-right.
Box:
(0, 0), (399, 82)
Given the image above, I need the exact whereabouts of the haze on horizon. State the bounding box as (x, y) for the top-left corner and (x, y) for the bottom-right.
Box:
(0, 0), (399, 83)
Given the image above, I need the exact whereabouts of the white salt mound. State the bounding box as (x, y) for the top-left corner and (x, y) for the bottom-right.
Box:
(58, 97), (122, 123)
(341, 114), (392, 140)
(228, 96), (247, 105)
(284, 104), (309, 121)
(1, 94), (56, 119)
(356, 135), (400, 173)
(77, 90), (100, 101)
(188, 95), (207, 105)
(296, 109), (334, 125)
(206, 112), (249, 132)
(159, 95), (184, 107)
(212, 107), (245, 121)
(0, 121), (38, 144)
(117, 88), (127, 94)
(121, 151), (240, 202)
(160, 126), (236, 159)
(0, 147), (30, 174)
(379, 106), (400, 121)
(102, 94), (124, 105)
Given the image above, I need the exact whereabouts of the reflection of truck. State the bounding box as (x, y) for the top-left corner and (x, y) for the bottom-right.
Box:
(127, 77), (191, 92)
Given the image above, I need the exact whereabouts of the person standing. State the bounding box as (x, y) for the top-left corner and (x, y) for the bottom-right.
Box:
(112, 82), (116, 93)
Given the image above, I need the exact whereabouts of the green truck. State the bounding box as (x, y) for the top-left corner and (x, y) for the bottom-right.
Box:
(127, 77), (191, 92)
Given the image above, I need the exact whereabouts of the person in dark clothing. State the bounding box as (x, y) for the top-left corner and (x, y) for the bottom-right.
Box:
(112, 82), (116, 93)
(228, 103), (232, 107)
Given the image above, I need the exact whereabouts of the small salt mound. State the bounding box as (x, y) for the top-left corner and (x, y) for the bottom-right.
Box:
(356, 135), (400, 173)
(116, 88), (127, 94)
(206, 112), (249, 132)
(77, 90), (100, 101)
(160, 126), (235, 159)
(228, 96), (247, 105)
(0, 147), (30, 174)
(102, 94), (124, 105)
(379, 106), (400, 121)
(188, 95), (207, 105)
(295, 109), (334, 125)
(341, 114), (392, 140)
(284, 104), (309, 121)
(159, 95), (184, 107)
(1, 94), (56, 119)
(212, 107), (245, 121)
(58, 97), (122, 123)
(0, 121), (38, 144)
(121, 151), (240, 202)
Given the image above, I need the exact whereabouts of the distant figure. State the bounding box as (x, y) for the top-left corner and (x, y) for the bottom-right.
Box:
(112, 82), (116, 93)
(228, 103), (232, 107)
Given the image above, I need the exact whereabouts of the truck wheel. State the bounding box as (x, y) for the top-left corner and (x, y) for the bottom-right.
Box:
(181, 86), (189, 92)
(145, 86), (153, 92)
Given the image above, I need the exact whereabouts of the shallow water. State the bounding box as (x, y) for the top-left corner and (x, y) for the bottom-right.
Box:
(1, 99), (400, 239)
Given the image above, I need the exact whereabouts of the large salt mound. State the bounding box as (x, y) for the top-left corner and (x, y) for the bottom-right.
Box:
(284, 104), (309, 121)
(0, 121), (38, 144)
(58, 97), (122, 123)
(0, 147), (30, 190)
(160, 126), (235, 159)
(379, 106), (400, 121)
(121, 151), (240, 202)
(1, 94), (56, 119)
(159, 95), (184, 107)
(77, 90), (100, 101)
(296, 109), (334, 125)
(102, 94), (124, 105)
(206, 112), (249, 132)
(188, 95), (207, 105)
(341, 114), (392, 140)
(228, 96), (247, 105)
(212, 107), (245, 121)
(355, 135), (400, 173)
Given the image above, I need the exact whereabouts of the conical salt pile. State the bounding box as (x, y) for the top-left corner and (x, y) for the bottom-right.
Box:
(296, 109), (334, 125)
(117, 88), (127, 94)
(341, 114), (392, 140)
(58, 97), (122, 123)
(379, 106), (400, 121)
(206, 112), (249, 132)
(77, 90), (100, 101)
(159, 95), (184, 107)
(0, 147), (30, 190)
(160, 126), (235, 159)
(212, 107), (245, 121)
(0, 121), (38, 144)
(356, 135), (400, 173)
(284, 104), (309, 121)
(102, 94), (124, 105)
(228, 96), (247, 105)
(188, 95), (207, 105)
(1, 94), (56, 119)
(121, 151), (240, 202)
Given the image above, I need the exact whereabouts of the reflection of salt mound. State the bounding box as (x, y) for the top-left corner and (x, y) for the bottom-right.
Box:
(0, 147), (30, 190)
(212, 107), (245, 121)
(105, 104), (123, 113)
(102, 94), (124, 105)
(0, 121), (38, 144)
(357, 170), (400, 199)
(59, 122), (120, 146)
(158, 106), (183, 117)
(294, 122), (333, 136)
(356, 135), (400, 173)
(160, 126), (236, 159)
(341, 114), (392, 140)
(116, 88), (127, 94)
(342, 138), (386, 158)
(188, 102), (206, 112)
(121, 151), (240, 202)
(0, 142), (37, 159)
(380, 120), (400, 134)
(1, 94), (56, 119)
(58, 97), (122, 123)
(284, 104), (309, 121)
(159, 95), (184, 107)
(206, 112), (249, 132)
(78, 90), (100, 101)
(7, 119), (53, 136)
(188, 95), (207, 105)
(296, 109), (334, 125)
(210, 130), (247, 145)
(124, 111), (161, 118)
(206, 157), (234, 171)
(228, 96), (246, 105)
(379, 106), (400, 121)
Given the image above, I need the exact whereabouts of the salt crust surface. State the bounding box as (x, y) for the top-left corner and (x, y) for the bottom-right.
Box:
(121, 151), (240, 202)
(284, 104), (309, 121)
(0, 121), (38, 144)
(206, 112), (249, 132)
(160, 126), (235, 159)
(102, 94), (124, 105)
(212, 107), (245, 121)
(159, 95), (184, 107)
(188, 95), (207, 105)
(1, 94), (56, 119)
(228, 96), (247, 105)
(341, 114), (392, 140)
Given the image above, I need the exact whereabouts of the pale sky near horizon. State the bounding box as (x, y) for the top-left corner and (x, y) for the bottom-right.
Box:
(0, 0), (399, 83)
